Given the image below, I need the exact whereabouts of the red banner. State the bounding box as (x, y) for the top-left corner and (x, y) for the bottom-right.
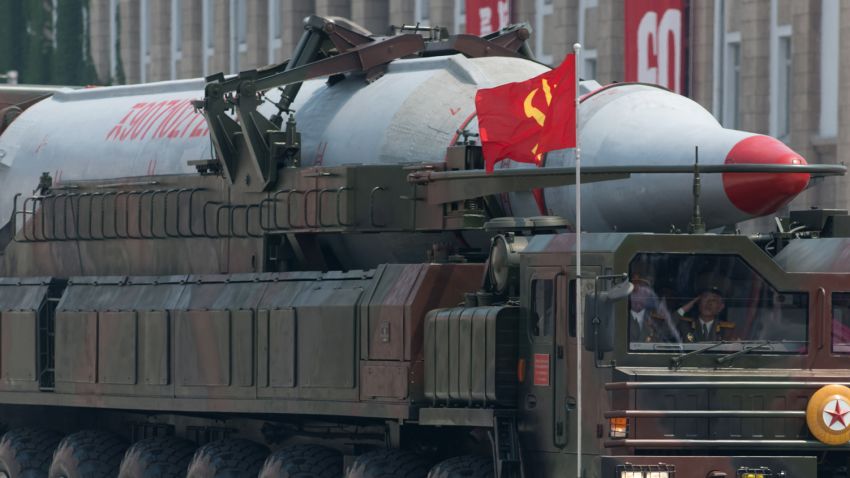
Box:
(624, 0), (687, 94)
(465, 0), (510, 35)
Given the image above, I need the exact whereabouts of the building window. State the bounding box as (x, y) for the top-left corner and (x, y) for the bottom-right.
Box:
(170, 0), (183, 80)
(711, 0), (723, 117)
(775, 34), (791, 140)
(51, 0), (58, 49)
(229, 0), (246, 73)
(415, 0), (431, 26)
(769, 0), (792, 140)
(202, 0), (214, 75)
(578, 0), (597, 79)
(820, 0), (839, 138)
(268, 0), (282, 64)
(722, 34), (740, 129)
(454, 0), (465, 34)
(140, 0), (151, 82)
(81, 2), (89, 60)
(109, 0), (118, 81)
(535, 0), (553, 64)
(582, 53), (596, 80)
(237, 0), (247, 52)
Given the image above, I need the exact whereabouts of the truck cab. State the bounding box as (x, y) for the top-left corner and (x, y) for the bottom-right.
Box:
(513, 230), (850, 477)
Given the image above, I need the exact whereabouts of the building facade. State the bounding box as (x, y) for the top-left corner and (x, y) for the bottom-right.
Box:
(86, 0), (847, 228)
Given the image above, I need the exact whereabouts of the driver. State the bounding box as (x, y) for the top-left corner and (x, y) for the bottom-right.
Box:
(675, 287), (736, 342)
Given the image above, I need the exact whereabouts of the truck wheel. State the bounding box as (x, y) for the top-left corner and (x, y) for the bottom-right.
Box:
(347, 450), (431, 478)
(117, 437), (196, 478)
(185, 439), (268, 478)
(48, 430), (128, 478)
(427, 456), (494, 478)
(259, 444), (342, 478)
(0, 428), (62, 477)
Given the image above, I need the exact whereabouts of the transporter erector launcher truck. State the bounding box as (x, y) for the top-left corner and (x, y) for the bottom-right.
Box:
(0, 14), (848, 478)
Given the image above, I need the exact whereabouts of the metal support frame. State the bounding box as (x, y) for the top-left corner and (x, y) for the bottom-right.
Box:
(198, 15), (534, 192)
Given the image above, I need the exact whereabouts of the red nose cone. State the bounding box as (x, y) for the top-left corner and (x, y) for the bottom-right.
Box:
(722, 135), (810, 216)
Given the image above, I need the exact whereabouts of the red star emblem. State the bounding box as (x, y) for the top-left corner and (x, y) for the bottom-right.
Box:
(825, 399), (849, 428)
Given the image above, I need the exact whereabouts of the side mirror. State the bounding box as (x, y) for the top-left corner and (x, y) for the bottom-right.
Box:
(600, 280), (634, 302)
(584, 276), (633, 353)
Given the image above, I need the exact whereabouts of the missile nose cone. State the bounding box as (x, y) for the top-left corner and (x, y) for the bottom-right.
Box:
(722, 135), (810, 216)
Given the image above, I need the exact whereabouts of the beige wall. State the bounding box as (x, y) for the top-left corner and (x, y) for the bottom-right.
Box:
(352, 0), (389, 34)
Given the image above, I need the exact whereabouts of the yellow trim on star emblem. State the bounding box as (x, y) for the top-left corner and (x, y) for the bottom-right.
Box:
(806, 384), (850, 445)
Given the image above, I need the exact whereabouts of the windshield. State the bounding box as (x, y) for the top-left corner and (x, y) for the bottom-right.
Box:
(627, 253), (808, 354)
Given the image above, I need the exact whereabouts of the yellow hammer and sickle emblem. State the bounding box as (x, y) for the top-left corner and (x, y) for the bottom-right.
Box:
(524, 79), (554, 126)
(523, 79), (554, 162)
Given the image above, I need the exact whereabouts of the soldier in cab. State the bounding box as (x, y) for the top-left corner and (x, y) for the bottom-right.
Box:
(629, 275), (667, 342)
(675, 287), (736, 342)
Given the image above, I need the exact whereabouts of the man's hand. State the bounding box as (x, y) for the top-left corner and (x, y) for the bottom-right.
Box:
(680, 295), (700, 315)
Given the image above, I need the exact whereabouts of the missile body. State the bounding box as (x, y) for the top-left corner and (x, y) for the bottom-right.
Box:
(520, 82), (808, 232)
(0, 79), (208, 225)
(290, 55), (807, 232)
(0, 55), (807, 237)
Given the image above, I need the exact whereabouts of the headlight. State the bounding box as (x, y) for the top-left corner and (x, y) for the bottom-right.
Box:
(609, 417), (629, 438)
(618, 472), (669, 478)
(737, 467), (774, 478)
(616, 463), (674, 478)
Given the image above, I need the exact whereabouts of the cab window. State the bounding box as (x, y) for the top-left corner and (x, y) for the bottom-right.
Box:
(626, 253), (808, 354)
(831, 293), (850, 353)
(531, 279), (554, 338)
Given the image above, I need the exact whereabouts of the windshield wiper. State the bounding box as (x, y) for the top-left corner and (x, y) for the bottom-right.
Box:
(669, 341), (728, 369)
(715, 340), (775, 367)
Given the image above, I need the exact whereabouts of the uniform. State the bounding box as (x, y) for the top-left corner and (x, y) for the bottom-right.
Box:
(630, 309), (670, 342)
(677, 316), (736, 342)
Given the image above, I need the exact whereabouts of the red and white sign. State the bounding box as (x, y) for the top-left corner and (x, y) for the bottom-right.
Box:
(466, 0), (510, 36)
(624, 0), (687, 94)
(533, 353), (550, 386)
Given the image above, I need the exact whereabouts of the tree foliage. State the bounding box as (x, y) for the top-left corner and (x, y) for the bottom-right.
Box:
(0, 0), (23, 74)
(0, 0), (100, 86)
(22, 0), (52, 83)
(112, 1), (126, 85)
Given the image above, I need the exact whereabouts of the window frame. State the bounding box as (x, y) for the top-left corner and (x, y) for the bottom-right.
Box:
(529, 278), (556, 341)
(625, 252), (810, 355)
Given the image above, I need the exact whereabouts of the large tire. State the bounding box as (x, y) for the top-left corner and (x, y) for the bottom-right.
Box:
(48, 430), (128, 478)
(118, 437), (197, 478)
(259, 444), (342, 478)
(346, 450), (431, 478)
(0, 428), (63, 477)
(185, 439), (268, 478)
(427, 456), (494, 478)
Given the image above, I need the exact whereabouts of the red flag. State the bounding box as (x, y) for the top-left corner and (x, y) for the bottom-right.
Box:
(475, 54), (577, 172)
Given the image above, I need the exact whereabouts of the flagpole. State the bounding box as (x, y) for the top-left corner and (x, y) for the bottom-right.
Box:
(573, 42), (583, 478)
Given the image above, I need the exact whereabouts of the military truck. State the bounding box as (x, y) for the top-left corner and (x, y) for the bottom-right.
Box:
(0, 14), (848, 478)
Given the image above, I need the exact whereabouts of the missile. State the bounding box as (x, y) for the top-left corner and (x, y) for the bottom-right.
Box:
(0, 55), (827, 237)
(289, 58), (818, 233)
(510, 81), (813, 232)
